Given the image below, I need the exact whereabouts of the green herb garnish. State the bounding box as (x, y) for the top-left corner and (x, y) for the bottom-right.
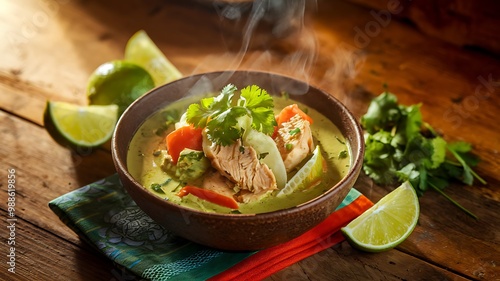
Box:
(186, 84), (276, 146)
(150, 183), (164, 194)
(289, 128), (301, 135)
(150, 178), (175, 194)
(361, 92), (486, 218)
(259, 152), (269, 160)
(338, 150), (348, 159)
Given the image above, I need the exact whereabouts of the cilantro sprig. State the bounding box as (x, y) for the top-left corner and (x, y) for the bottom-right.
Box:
(361, 92), (487, 218)
(186, 84), (276, 146)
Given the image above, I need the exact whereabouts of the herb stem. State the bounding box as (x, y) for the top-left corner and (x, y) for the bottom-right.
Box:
(423, 122), (438, 137)
(444, 159), (462, 166)
(428, 182), (478, 220)
(448, 148), (488, 185)
(469, 168), (488, 185)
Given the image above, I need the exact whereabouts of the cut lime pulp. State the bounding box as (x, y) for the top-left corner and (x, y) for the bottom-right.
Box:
(277, 145), (325, 197)
(124, 30), (182, 86)
(341, 181), (420, 252)
(44, 101), (118, 149)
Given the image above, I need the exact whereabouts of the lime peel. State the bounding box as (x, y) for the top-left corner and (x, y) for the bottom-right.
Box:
(341, 181), (420, 252)
(277, 145), (325, 197)
(124, 30), (182, 86)
(86, 60), (155, 115)
(44, 101), (118, 148)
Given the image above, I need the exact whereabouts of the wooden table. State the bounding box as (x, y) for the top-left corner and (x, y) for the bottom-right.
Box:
(1, 0), (499, 280)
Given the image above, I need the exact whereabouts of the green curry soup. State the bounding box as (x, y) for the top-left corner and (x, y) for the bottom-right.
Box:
(127, 95), (351, 214)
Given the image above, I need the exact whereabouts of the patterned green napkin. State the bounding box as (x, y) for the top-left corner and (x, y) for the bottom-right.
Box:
(49, 174), (363, 280)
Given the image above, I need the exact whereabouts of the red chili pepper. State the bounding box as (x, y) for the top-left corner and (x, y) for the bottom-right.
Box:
(177, 186), (239, 209)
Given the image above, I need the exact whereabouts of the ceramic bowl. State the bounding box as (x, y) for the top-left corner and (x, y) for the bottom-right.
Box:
(112, 70), (364, 251)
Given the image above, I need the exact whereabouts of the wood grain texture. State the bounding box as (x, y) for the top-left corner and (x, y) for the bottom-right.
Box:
(0, 209), (115, 281)
(343, 0), (500, 55)
(0, 0), (499, 280)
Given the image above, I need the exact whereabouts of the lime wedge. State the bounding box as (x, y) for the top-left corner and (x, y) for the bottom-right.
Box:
(277, 145), (325, 197)
(86, 60), (155, 114)
(124, 30), (182, 86)
(341, 181), (420, 252)
(44, 101), (118, 149)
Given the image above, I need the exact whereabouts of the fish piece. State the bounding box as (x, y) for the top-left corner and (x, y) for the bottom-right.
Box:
(274, 114), (314, 172)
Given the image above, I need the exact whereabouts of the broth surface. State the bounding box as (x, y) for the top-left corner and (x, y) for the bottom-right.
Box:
(127, 94), (351, 214)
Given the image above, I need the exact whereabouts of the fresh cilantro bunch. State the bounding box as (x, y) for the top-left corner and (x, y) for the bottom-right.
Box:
(186, 84), (276, 146)
(361, 92), (486, 218)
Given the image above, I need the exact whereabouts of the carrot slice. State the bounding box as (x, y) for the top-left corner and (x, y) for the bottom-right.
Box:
(166, 125), (203, 164)
(177, 186), (239, 209)
(276, 104), (313, 126)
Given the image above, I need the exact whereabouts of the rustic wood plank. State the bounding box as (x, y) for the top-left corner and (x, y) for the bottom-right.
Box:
(1, 0), (125, 102)
(0, 210), (115, 281)
(285, 242), (470, 281)
(0, 73), (55, 126)
(343, 0), (500, 55)
(0, 110), (116, 243)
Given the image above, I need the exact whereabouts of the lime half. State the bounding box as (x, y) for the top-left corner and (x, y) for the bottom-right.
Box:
(341, 181), (420, 252)
(124, 30), (182, 86)
(277, 145), (325, 197)
(87, 60), (155, 114)
(44, 101), (118, 149)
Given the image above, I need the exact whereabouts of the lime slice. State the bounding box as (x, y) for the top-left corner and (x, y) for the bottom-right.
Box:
(341, 181), (420, 252)
(277, 145), (325, 197)
(86, 60), (155, 114)
(44, 101), (118, 149)
(124, 30), (182, 86)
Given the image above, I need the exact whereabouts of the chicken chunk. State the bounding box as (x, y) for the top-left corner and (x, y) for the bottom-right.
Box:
(203, 137), (277, 196)
(201, 170), (235, 198)
(274, 114), (314, 172)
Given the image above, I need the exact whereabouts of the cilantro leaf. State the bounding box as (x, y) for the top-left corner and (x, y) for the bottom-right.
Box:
(240, 85), (274, 109)
(395, 163), (420, 190)
(186, 84), (276, 146)
(249, 106), (276, 135)
(430, 137), (447, 168)
(186, 84), (237, 128)
(361, 91), (486, 218)
(401, 104), (423, 141)
(239, 85), (276, 135)
(447, 144), (486, 185)
(206, 106), (247, 146)
(186, 97), (215, 128)
(361, 92), (401, 133)
(362, 131), (398, 185)
(447, 141), (472, 153)
(215, 84), (237, 108)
